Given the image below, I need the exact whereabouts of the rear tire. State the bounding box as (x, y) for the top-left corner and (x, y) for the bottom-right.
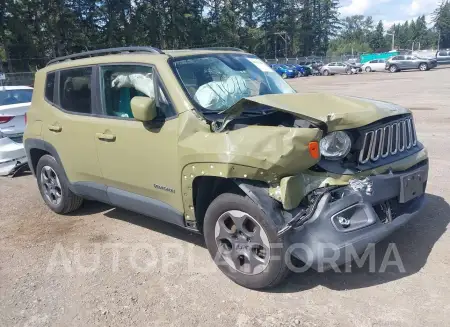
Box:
(203, 193), (290, 289)
(282, 72), (288, 79)
(36, 155), (83, 214)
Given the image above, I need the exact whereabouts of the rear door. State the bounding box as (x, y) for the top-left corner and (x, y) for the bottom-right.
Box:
(375, 60), (386, 71)
(42, 67), (104, 188)
(327, 63), (336, 73)
(336, 63), (347, 74)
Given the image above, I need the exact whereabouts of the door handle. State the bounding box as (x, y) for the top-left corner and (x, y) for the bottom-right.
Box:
(96, 133), (116, 141)
(48, 124), (62, 132)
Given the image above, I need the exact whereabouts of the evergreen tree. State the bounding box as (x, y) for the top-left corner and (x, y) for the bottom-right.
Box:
(370, 21), (387, 51)
(434, 0), (450, 48)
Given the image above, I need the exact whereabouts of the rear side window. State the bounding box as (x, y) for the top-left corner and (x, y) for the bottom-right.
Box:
(45, 72), (55, 102)
(59, 67), (92, 114)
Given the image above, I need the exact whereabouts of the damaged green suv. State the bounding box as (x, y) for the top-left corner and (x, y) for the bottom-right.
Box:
(24, 47), (428, 289)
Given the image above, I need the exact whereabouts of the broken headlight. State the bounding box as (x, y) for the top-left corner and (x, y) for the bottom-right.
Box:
(319, 131), (351, 160)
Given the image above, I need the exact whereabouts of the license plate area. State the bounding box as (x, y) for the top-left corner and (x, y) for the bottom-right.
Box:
(399, 170), (425, 203)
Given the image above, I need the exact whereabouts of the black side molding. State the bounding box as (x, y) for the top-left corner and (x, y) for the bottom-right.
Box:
(107, 187), (186, 228)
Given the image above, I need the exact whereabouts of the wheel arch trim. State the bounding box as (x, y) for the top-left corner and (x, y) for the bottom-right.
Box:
(182, 162), (285, 230)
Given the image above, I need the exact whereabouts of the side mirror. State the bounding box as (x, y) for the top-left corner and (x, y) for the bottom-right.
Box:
(131, 96), (157, 122)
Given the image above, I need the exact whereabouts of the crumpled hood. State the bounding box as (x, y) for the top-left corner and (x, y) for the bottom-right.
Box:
(215, 93), (411, 132)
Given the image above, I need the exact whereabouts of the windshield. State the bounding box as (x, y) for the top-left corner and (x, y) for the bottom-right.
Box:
(0, 89), (33, 106)
(170, 54), (295, 112)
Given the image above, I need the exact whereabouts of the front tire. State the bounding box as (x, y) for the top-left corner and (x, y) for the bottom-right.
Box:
(365, 66), (372, 72)
(36, 155), (83, 214)
(323, 70), (330, 76)
(282, 72), (288, 79)
(389, 65), (399, 73)
(203, 193), (290, 289)
(419, 63), (428, 71)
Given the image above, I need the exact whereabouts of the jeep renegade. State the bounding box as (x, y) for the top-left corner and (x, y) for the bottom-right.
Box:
(24, 47), (429, 289)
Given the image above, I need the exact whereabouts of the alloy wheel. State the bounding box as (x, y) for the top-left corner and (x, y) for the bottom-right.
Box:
(40, 166), (63, 206)
(215, 210), (270, 275)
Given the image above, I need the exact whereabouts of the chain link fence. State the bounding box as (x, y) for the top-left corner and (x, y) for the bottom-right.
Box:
(0, 72), (35, 87)
(264, 55), (361, 65)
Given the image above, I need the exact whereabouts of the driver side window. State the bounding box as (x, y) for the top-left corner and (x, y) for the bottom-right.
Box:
(100, 65), (175, 119)
(100, 65), (153, 118)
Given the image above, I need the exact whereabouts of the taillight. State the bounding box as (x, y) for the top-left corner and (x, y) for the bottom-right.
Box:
(0, 116), (14, 124)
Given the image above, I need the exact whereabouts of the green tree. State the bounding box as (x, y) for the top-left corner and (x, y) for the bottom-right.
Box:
(434, 0), (450, 48)
(370, 20), (387, 51)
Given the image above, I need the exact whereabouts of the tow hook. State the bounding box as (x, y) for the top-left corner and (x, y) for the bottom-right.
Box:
(277, 191), (331, 237)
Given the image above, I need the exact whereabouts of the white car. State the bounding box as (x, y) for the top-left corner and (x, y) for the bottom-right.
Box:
(0, 86), (32, 176)
(0, 86), (33, 141)
(362, 59), (386, 72)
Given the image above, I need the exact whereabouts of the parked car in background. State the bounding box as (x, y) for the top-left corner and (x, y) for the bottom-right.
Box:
(271, 64), (297, 78)
(436, 49), (450, 64)
(286, 64), (306, 76)
(295, 64), (313, 76)
(320, 62), (350, 76)
(297, 65), (312, 76)
(345, 59), (363, 72)
(0, 86), (33, 141)
(362, 59), (386, 72)
(385, 55), (437, 73)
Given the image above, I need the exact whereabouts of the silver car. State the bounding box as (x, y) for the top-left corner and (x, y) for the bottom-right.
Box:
(436, 49), (450, 65)
(320, 62), (351, 76)
(385, 55), (437, 73)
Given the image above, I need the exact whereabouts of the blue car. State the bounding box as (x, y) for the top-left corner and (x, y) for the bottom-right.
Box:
(270, 64), (297, 78)
(290, 64), (311, 76)
(286, 64), (306, 77)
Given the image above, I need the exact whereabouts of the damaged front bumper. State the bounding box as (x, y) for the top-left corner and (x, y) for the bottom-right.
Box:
(288, 161), (428, 271)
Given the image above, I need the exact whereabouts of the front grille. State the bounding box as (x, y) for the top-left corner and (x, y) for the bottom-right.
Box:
(358, 117), (417, 164)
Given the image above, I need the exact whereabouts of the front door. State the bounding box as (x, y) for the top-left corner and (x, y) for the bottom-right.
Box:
(92, 64), (182, 212)
(42, 67), (103, 186)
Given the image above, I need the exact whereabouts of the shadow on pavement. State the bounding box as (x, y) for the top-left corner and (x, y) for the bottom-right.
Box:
(69, 193), (448, 293)
(71, 200), (205, 247)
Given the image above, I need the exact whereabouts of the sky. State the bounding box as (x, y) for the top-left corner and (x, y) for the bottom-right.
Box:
(339, 0), (442, 28)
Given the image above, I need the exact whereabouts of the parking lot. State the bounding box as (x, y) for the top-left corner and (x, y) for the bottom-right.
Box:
(1, 68), (449, 327)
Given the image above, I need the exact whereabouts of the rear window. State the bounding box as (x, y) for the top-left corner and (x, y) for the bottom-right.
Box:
(59, 67), (92, 114)
(45, 72), (55, 102)
(0, 89), (33, 106)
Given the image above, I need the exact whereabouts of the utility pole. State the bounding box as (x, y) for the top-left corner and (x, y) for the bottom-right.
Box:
(274, 32), (288, 59)
(438, 30), (441, 50)
(274, 36), (277, 62)
(386, 31), (395, 51)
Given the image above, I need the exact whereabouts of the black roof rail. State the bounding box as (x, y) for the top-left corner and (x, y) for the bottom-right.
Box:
(193, 47), (246, 52)
(47, 46), (165, 66)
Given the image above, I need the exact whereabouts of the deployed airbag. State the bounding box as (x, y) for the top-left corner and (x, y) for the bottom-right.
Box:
(194, 75), (250, 111)
(112, 73), (154, 98)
